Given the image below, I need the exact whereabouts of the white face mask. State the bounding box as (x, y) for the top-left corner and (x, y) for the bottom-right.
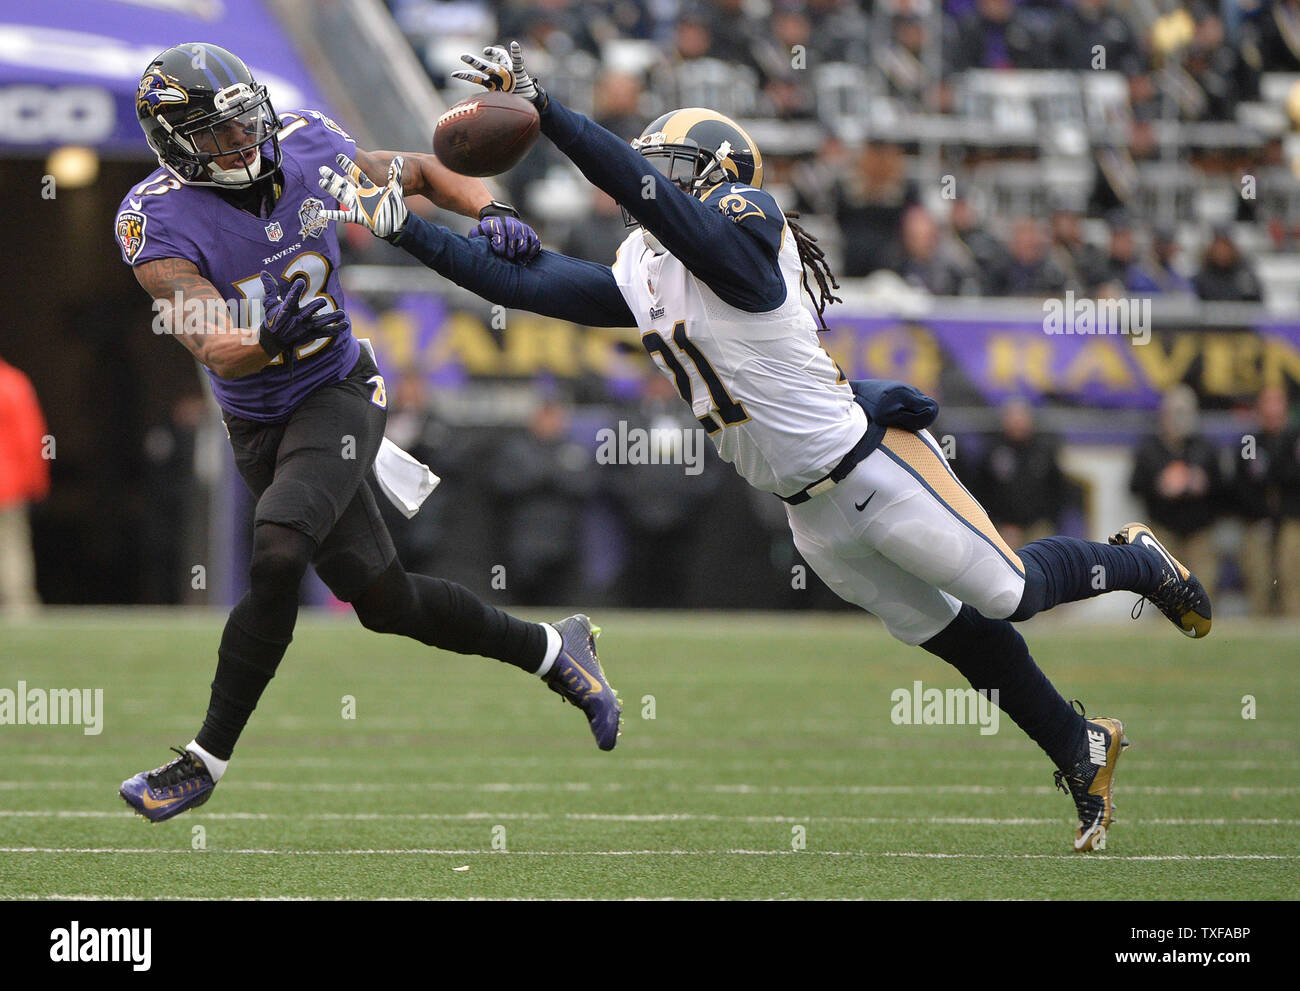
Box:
(207, 149), (262, 185)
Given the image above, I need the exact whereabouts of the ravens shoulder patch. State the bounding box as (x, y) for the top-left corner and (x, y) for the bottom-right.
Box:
(116, 210), (149, 264)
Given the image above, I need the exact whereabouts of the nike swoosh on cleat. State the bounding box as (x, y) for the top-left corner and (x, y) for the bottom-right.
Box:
(1137, 532), (1183, 578)
(563, 657), (604, 694)
(854, 491), (877, 512)
(138, 792), (184, 811)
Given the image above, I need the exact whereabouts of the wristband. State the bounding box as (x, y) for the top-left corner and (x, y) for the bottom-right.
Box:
(478, 200), (521, 221)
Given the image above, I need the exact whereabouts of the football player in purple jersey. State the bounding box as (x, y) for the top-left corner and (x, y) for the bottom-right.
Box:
(117, 43), (621, 823)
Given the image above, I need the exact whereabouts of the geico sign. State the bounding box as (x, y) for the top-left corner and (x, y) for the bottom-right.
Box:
(0, 85), (115, 143)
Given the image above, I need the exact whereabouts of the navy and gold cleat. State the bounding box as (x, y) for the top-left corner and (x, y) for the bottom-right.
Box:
(1054, 703), (1130, 852)
(545, 615), (622, 751)
(119, 747), (215, 823)
(1109, 522), (1212, 638)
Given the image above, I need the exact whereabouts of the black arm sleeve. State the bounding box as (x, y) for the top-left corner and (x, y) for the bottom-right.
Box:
(393, 214), (635, 327)
(539, 99), (785, 312)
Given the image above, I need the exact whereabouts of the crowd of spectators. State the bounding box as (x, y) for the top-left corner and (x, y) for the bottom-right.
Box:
(393, 0), (1300, 118)
(382, 0), (1300, 303)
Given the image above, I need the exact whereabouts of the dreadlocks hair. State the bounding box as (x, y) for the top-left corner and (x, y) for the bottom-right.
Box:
(785, 212), (842, 330)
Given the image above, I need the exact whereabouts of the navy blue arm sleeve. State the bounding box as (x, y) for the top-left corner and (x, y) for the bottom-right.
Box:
(539, 99), (785, 312)
(392, 214), (635, 327)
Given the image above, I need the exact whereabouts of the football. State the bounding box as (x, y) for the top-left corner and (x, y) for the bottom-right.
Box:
(433, 90), (540, 177)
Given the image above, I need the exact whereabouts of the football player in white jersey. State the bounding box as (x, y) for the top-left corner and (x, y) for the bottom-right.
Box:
(318, 42), (1213, 851)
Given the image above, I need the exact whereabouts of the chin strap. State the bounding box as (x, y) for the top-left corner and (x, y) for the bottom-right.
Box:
(207, 151), (263, 185)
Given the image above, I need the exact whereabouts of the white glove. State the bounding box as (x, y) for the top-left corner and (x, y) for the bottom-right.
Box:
(317, 154), (408, 240)
(452, 41), (545, 108)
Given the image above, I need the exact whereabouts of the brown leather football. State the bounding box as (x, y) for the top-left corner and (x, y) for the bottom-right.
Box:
(433, 91), (540, 178)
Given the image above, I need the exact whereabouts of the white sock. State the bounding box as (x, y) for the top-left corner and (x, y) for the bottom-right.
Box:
(186, 740), (228, 784)
(535, 623), (562, 678)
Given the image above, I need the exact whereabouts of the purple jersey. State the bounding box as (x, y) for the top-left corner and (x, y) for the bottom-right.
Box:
(115, 109), (361, 422)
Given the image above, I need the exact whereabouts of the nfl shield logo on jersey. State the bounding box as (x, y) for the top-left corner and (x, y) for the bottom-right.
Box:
(265, 221), (283, 243)
(298, 197), (329, 239)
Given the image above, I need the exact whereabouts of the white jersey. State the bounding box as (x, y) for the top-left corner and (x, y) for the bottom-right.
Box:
(610, 212), (866, 497)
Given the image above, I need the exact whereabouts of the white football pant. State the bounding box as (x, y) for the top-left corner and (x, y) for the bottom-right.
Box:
(785, 428), (1028, 645)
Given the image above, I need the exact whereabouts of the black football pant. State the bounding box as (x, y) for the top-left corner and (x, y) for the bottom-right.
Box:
(195, 351), (545, 761)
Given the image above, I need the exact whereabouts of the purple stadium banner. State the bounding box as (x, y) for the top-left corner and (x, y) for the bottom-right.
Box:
(0, 0), (329, 152)
(817, 314), (1300, 409)
(344, 297), (1300, 410)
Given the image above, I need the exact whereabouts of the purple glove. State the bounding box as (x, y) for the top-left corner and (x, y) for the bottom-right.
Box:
(257, 271), (345, 356)
(470, 215), (541, 263)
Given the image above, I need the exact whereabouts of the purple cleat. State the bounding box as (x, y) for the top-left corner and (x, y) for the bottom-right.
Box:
(120, 747), (215, 823)
(545, 615), (622, 751)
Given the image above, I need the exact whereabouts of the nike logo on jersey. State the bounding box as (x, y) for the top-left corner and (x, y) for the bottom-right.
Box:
(1087, 728), (1108, 765)
(854, 491), (876, 512)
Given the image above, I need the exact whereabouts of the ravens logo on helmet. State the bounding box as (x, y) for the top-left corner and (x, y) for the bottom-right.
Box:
(135, 42), (282, 189)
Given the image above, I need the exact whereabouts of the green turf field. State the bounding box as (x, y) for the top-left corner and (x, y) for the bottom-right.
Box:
(0, 609), (1296, 900)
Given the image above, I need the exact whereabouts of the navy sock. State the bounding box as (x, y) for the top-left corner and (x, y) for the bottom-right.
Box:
(920, 605), (1086, 768)
(1010, 536), (1158, 622)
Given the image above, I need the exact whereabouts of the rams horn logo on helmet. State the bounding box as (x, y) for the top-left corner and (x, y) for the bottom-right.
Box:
(136, 72), (189, 117)
(623, 108), (763, 230)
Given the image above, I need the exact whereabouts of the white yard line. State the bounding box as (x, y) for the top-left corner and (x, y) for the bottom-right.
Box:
(2, 894), (953, 901)
(3, 781), (1298, 795)
(7, 754), (1296, 770)
(1, 810), (1297, 826)
(0, 847), (1295, 860)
